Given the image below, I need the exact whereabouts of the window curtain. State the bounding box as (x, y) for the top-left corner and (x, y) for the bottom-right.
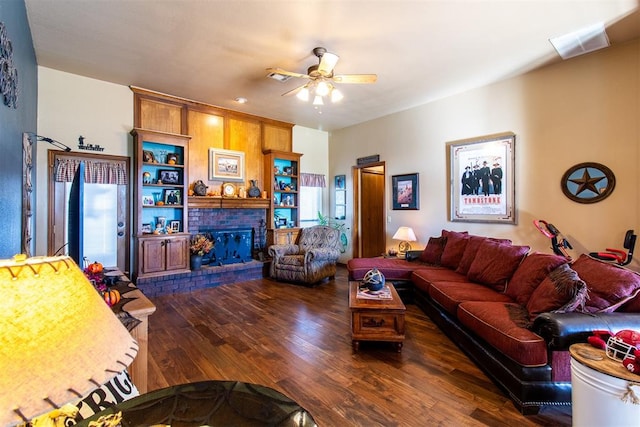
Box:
(300, 173), (326, 188)
(54, 158), (128, 185)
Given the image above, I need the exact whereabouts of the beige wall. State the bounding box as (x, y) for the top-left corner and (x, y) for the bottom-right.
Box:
(35, 67), (133, 255)
(330, 39), (640, 269)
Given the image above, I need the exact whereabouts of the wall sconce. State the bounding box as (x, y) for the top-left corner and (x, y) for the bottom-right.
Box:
(392, 226), (417, 257)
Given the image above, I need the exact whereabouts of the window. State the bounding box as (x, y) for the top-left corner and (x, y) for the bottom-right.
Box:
(299, 186), (322, 227)
(299, 173), (326, 228)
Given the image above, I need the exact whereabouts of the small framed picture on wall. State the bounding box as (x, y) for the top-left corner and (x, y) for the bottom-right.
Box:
(392, 173), (419, 210)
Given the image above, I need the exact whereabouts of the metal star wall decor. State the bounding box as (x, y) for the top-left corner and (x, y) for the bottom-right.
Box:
(561, 162), (615, 204)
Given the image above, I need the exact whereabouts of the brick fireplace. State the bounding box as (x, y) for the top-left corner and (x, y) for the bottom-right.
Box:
(136, 203), (269, 297)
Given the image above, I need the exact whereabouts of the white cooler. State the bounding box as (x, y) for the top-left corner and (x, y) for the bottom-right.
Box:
(571, 355), (640, 427)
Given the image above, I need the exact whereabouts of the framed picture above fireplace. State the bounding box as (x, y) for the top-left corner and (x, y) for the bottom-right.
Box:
(209, 148), (245, 182)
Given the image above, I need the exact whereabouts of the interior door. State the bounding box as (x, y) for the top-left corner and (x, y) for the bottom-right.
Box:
(357, 164), (386, 258)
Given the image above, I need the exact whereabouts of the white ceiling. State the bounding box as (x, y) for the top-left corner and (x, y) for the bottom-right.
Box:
(24, 0), (640, 132)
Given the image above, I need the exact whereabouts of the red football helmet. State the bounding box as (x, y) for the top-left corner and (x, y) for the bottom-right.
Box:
(606, 330), (640, 361)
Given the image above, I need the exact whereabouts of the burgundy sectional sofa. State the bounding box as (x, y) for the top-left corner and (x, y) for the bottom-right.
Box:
(347, 230), (640, 414)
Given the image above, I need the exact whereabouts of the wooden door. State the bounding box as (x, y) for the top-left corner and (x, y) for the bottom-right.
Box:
(360, 167), (386, 258)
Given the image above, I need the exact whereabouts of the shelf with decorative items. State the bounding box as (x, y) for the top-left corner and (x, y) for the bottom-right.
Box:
(263, 149), (302, 247)
(132, 128), (191, 279)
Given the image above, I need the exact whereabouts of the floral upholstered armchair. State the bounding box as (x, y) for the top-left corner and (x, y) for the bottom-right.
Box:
(268, 225), (341, 285)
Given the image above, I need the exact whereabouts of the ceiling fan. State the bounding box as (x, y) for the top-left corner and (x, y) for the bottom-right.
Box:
(266, 47), (377, 104)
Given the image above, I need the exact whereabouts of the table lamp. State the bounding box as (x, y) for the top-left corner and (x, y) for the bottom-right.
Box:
(392, 226), (417, 257)
(0, 255), (138, 425)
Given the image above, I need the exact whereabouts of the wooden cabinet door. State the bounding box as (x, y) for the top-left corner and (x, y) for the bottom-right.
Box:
(139, 238), (166, 274)
(165, 236), (189, 271)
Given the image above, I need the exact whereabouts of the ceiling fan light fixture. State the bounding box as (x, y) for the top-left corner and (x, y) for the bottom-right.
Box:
(312, 95), (324, 106)
(318, 51), (339, 74)
(316, 81), (330, 97)
(296, 86), (310, 102)
(330, 88), (343, 103)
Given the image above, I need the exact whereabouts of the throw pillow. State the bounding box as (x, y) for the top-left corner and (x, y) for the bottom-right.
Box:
(456, 236), (512, 276)
(505, 252), (568, 306)
(419, 236), (447, 264)
(526, 263), (587, 320)
(570, 254), (640, 313)
(440, 231), (470, 269)
(467, 240), (529, 292)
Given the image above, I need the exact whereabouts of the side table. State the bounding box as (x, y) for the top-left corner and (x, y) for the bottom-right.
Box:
(349, 281), (406, 352)
(120, 287), (155, 393)
(570, 343), (640, 426)
(108, 270), (156, 394)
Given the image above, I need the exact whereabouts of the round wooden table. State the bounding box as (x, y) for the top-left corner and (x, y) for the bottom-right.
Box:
(82, 380), (317, 426)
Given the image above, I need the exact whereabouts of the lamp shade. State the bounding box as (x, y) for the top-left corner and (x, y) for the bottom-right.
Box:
(0, 255), (138, 425)
(392, 226), (417, 242)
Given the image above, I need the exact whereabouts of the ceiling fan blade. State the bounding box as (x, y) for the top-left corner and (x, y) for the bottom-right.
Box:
(266, 67), (309, 79)
(281, 83), (308, 97)
(318, 52), (339, 75)
(333, 74), (377, 84)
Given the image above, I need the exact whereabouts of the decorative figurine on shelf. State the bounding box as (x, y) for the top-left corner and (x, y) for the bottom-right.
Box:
(194, 180), (208, 196)
(143, 171), (152, 184)
(248, 180), (261, 198)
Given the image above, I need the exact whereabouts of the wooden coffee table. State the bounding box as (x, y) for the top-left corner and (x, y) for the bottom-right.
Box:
(349, 281), (406, 352)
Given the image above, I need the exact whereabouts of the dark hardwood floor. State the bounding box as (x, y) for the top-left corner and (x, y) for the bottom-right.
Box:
(147, 266), (572, 426)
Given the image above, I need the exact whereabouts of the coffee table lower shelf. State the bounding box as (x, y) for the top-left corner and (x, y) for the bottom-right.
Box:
(349, 281), (406, 352)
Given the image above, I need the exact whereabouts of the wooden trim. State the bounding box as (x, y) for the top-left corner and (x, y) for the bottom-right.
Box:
(188, 196), (270, 209)
(352, 166), (360, 258)
(352, 161), (386, 258)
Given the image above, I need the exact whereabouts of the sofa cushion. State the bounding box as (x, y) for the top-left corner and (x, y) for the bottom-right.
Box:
(411, 266), (450, 294)
(440, 231), (470, 269)
(506, 252), (568, 306)
(456, 236), (512, 276)
(412, 267), (468, 284)
(621, 293), (640, 313)
(457, 302), (548, 367)
(419, 236), (447, 264)
(346, 257), (415, 282)
(429, 281), (513, 315)
(570, 254), (640, 313)
(526, 263), (587, 320)
(467, 240), (530, 292)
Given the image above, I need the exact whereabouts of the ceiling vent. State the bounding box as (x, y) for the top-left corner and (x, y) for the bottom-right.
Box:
(549, 22), (610, 60)
(267, 72), (292, 82)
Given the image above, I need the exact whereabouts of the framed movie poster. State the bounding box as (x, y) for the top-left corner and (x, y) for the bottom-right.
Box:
(392, 173), (419, 210)
(448, 132), (515, 224)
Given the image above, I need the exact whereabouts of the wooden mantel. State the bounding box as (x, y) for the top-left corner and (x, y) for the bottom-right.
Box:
(188, 196), (270, 209)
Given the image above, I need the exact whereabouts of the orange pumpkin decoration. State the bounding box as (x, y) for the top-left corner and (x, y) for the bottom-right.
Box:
(87, 261), (103, 274)
(103, 289), (121, 306)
